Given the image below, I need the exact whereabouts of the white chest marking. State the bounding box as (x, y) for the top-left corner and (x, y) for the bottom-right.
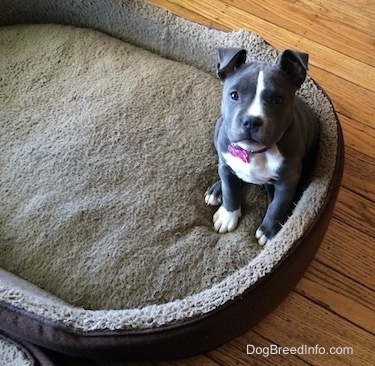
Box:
(247, 71), (266, 118)
(223, 145), (284, 185)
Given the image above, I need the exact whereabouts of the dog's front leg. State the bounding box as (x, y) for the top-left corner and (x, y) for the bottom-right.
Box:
(213, 163), (242, 233)
(256, 181), (298, 245)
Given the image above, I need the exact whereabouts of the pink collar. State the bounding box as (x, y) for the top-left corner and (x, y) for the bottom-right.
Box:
(228, 143), (269, 163)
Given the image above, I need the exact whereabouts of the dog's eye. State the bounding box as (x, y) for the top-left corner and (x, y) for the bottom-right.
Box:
(230, 91), (239, 101)
(273, 95), (284, 105)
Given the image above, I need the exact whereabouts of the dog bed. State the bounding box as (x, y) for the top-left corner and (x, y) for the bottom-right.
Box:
(0, 0), (344, 363)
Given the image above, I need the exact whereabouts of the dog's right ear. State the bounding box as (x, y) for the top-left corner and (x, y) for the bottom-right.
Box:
(217, 48), (247, 82)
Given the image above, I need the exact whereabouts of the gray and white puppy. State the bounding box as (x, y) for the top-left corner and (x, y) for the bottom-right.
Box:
(205, 48), (319, 245)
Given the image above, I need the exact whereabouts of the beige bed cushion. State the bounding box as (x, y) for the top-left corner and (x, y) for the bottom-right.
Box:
(0, 0), (338, 333)
(0, 24), (269, 311)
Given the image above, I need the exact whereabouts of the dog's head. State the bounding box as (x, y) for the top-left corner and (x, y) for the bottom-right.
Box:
(217, 48), (308, 149)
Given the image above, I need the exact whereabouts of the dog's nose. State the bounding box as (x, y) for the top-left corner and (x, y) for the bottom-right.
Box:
(243, 116), (263, 130)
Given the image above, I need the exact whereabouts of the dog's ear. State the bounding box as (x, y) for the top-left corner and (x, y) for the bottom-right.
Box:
(276, 49), (309, 87)
(217, 48), (247, 82)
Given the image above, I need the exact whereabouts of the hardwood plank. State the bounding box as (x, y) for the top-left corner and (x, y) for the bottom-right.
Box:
(253, 292), (374, 365)
(316, 218), (374, 289)
(150, 0), (230, 30)
(296, 261), (375, 332)
(150, 0), (229, 31)
(296, 0), (375, 37)
(150, 0), (374, 90)
(341, 147), (375, 201)
(333, 0), (375, 15)
(338, 114), (374, 159)
(333, 188), (375, 237)
(220, 0), (374, 65)
(308, 67), (374, 126)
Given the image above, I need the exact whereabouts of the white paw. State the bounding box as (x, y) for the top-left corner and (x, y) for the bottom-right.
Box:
(205, 193), (222, 206)
(213, 206), (241, 233)
(255, 228), (268, 246)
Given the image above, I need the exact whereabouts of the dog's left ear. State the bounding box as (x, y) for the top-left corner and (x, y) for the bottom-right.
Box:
(276, 49), (309, 88)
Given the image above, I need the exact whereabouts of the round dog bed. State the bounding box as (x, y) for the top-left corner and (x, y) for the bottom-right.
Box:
(0, 0), (344, 363)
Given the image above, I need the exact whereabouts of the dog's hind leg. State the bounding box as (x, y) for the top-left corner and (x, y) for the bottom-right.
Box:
(205, 181), (222, 206)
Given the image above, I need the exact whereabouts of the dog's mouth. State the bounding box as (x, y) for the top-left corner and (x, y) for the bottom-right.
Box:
(235, 139), (268, 153)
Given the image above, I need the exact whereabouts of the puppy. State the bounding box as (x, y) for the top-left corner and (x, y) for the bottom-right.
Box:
(205, 48), (319, 245)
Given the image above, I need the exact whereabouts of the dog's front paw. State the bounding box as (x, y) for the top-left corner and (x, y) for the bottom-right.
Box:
(255, 228), (268, 246)
(213, 206), (241, 233)
(205, 181), (222, 206)
(255, 222), (281, 245)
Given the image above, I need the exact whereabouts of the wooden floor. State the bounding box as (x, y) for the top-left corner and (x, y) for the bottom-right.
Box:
(141, 1), (374, 365)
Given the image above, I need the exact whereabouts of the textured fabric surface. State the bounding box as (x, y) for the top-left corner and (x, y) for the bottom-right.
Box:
(0, 24), (266, 310)
(0, 0), (338, 333)
(0, 335), (33, 366)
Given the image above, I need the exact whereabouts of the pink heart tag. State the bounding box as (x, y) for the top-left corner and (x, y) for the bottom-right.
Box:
(229, 143), (248, 163)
